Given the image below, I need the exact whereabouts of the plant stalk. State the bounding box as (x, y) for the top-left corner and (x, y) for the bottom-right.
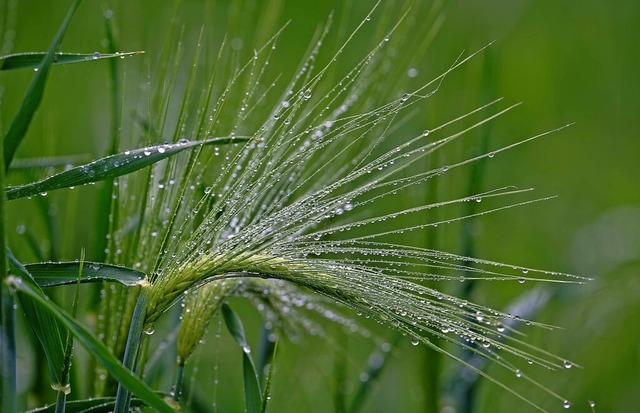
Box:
(54, 251), (84, 413)
(114, 285), (151, 413)
(172, 362), (185, 402)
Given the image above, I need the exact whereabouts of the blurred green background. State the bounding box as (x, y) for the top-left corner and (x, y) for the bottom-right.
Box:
(1, 0), (638, 412)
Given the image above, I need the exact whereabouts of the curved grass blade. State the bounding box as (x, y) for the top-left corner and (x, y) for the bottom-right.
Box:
(25, 261), (147, 287)
(0, 51), (143, 71)
(7, 250), (67, 388)
(6, 137), (252, 201)
(222, 303), (262, 413)
(26, 396), (150, 413)
(3, 0), (83, 171)
(5, 276), (175, 413)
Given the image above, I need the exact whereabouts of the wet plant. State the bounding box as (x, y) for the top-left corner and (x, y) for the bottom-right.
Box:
(0, 1), (590, 412)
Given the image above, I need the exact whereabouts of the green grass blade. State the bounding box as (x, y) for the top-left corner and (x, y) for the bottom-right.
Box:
(25, 396), (151, 413)
(260, 340), (278, 413)
(7, 250), (67, 388)
(222, 304), (262, 413)
(6, 276), (175, 413)
(242, 352), (262, 413)
(221, 303), (250, 352)
(3, 0), (83, 170)
(6, 137), (252, 201)
(0, 51), (143, 71)
(25, 261), (146, 287)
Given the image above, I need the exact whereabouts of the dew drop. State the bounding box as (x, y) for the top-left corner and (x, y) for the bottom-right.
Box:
(92, 52), (101, 60)
(410, 338), (420, 346)
(563, 400), (571, 409)
(515, 369), (522, 378)
(563, 360), (572, 369)
(422, 129), (430, 137)
(157, 146), (166, 153)
(588, 400), (596, 408)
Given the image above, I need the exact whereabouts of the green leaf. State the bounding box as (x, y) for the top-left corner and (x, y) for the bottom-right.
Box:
(25, 261), (147, 287)
(3, 0), (83, 170)
(221, 303), (250, 351)
(6, 276), (175, 413)
(222, 304), (263, 413)
(26, 395), (151, 413)
(0, 51), (144, 71)
(6, 137), (252, 201)
(7, 250), (67, 388)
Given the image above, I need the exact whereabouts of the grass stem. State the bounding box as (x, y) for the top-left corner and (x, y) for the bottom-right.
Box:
(173, 363), (185, 402)
(114, 285), (151, 413)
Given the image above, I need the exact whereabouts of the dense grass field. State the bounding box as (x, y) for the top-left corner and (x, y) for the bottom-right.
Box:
(1, 1), (638, 412)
